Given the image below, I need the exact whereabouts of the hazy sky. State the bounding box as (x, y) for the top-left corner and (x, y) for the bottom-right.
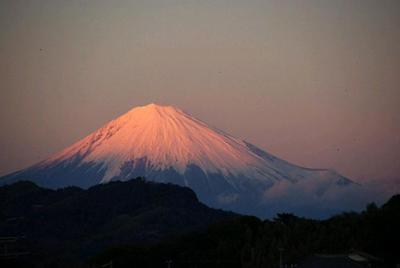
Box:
(1, 0), (399, 184)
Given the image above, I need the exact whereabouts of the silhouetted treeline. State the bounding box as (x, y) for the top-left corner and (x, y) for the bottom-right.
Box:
(89, 195), (400, 268)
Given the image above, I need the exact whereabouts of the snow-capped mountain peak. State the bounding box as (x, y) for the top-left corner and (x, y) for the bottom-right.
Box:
(1, 103), (358, 218)
(42, 103), (275, 185)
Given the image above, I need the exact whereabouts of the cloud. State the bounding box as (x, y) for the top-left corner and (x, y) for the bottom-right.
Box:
(261, 177), (397, 218)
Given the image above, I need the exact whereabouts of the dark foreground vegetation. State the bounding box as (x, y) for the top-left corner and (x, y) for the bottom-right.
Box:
(89, 195), (399, 268)
(0, 178), (234, 267)
(0, 178), (398, 268)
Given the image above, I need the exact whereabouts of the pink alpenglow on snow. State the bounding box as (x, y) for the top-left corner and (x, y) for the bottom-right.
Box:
(0, 104), (382, 218)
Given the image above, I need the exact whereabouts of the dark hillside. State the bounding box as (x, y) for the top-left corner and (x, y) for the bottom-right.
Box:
(0, 178), (235, 267)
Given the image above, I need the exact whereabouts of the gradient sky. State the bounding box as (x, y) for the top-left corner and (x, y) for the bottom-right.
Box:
(0, 0), (399, 185)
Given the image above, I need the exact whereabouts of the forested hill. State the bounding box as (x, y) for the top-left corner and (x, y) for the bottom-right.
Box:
(1, 179), (399, 268)
(0, 178), (236, 267)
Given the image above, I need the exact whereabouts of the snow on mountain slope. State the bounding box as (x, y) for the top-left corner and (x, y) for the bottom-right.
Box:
(0, 103), (359, 218)
(42, 104), (277, 184)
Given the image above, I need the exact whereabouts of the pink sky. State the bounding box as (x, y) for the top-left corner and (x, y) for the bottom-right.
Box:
(0, 1), (399, 186)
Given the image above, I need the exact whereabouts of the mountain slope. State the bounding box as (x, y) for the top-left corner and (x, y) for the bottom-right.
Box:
(1, 103), (358, 218)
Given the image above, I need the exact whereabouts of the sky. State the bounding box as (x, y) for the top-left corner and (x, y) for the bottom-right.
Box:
(0, 0), (399, 187)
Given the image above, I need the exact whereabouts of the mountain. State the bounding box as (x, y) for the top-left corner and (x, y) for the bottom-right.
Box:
(0, 179), (235, 266)
(0, 103), (360, 218)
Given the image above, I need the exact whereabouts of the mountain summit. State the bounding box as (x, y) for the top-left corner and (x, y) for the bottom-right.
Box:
(1, 104), (359, 218)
